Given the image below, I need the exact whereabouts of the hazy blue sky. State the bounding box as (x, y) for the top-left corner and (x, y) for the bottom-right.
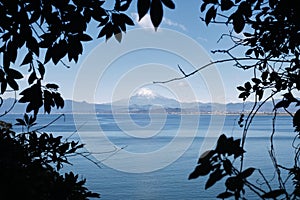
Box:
(16, 1), (255, 104)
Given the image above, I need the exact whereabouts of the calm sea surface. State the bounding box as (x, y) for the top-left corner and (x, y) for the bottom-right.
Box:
(1, 114), (297, 199)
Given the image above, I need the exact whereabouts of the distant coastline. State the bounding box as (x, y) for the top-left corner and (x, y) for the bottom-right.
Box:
(0, 98), (296, 116)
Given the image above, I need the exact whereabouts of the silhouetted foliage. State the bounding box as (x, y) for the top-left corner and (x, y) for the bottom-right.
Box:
(188, 0), (300, 199)
(3, 0), (299, 199)
(0, 120), (100, 199)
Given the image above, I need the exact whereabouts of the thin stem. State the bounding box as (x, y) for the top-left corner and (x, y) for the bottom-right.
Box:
(33, 114), (65, 132)
(153, 58), (291, 84)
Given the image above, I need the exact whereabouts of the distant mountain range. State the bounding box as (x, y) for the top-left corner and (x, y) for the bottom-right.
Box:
(0, 92), (297, 115)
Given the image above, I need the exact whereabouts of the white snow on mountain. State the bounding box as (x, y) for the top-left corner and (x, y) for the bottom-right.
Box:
(135, 88), (157, 99)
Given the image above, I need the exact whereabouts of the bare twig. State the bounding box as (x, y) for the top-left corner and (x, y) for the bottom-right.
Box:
(33, 114), (66, 132)
(153, 58), (291, 84)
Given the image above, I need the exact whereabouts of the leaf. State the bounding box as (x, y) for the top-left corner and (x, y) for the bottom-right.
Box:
(293, 109), (300, 132)
(43, 90), (54, 114)
(216, 134), (227, 154)
(15, 118), (26, 126)
(232, 12), (245, 33)
(7, 69), (23, 79)
(188, 162), (211, 179)
(21, 51), (33, 66)
(239, 167), (255, 179)
(44, 46), (53, 64)
(225, 176), (243, 191)
(261, 71), (268, 81)
(37, 60), (45, 79)
(238, 91), (250, 101)
(137, 0), (150, 20)
(238, 1), (252, 18)
(205, 168), (224, 189)
(251, 78), (261, 84)
(161, 0), (175, 9)
(24, 113), (29, 124)
(205, 6), (217, 26)
(46, 83), (59, 90)
(256, 89), (264, 101)
(262, 189), (286, 199)
(245, 48), (253, 56)
(200, 3), (207, 12)
(244, 81), (251, 90)
(27, 37), (39, 56)
(221, 0), (234, 11)
(198, 150), (215, 164)
(223, 159), (232, 175)
(121, 13), (134, 25)
(237, 86), (245, 91)
(7, 77), (19, 90)
(114, 30), (122, 43)
(1, 80), (7, 94)
(274, 100), (290, 110)
(97, 22), (113, 39)
(243, 32), (252, 37)
(53, 92), (64, 109)
(29, 71), (37, 84)
(217, 191), (234, 199)
(79, 33), (93, 41)
(150, 0), (163, 30)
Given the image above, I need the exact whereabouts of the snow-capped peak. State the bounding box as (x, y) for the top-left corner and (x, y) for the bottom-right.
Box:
(136, 88), (157, 99)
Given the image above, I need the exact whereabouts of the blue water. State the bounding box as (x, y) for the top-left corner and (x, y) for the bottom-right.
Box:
(1, 114), (297, 199)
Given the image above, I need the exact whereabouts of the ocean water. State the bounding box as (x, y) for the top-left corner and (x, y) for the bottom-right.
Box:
(1, 114), (297, 199)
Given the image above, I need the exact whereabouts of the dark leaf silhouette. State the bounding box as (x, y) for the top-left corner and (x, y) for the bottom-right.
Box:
(198, 150), (216, 164)
(28, 71), (37, 85)
(223, 159), (232, 175)
(150, 0), (163, 30)
(237, 86), (245, 91)
(262, 189), (286, 199)
(21, 52), (33, 66)
(221, 0), (234, 11)
(205, 168), (225, 189)
(7, 69), (23, 79)
(232, 13), (245, 33)
(79, 33), (93, 42)
(161, 0), (175, 9)
(37, 61), (45, 79)
(225, 176), (243, 191)
(46, 83), (59, 90)
(137, 0), (151, 20)
(7, 78), (19, 90)
(188, 162), (212, 179)
(239, 167), (255, 179)
(205, 6), (217, 25)
(274, 100), (290, 110)
(293, 109), (300, 132)
(217, 191), (234, 199)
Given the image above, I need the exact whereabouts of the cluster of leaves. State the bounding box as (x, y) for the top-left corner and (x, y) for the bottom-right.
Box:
(0, 0), (176, 117)
(201, 0), (300, 107)
(198, 0), (300, 199)
(137, 0), (175, 30)
(189, 134), (251, 199)
(189, 134), (292, 199)
(0, 120), (99, 199)
(18, 81), (64, 117)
